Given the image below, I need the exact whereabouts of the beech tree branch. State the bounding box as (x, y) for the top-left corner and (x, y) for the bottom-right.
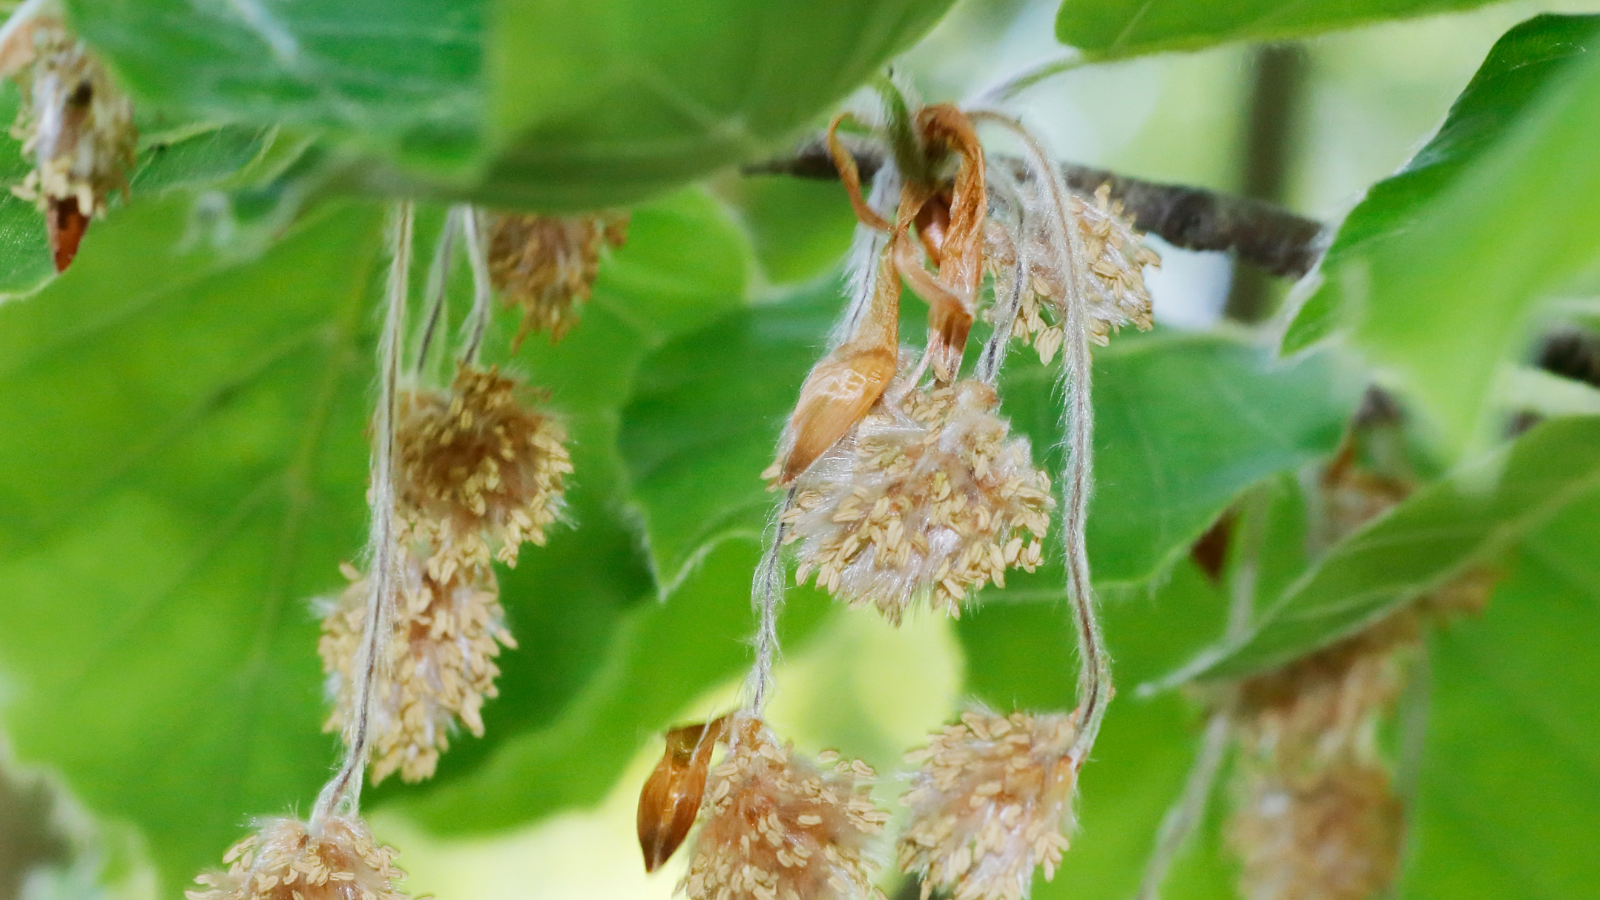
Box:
(743, 135), (1326, 280)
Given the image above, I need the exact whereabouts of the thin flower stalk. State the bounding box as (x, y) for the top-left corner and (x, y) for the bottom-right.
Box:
(312, 202), (413, 824)
(1132, 710), (1232, 900)
(744, 487), (796, 715)
(413, 205), (464, 373)
(969, 109), (1110, 767)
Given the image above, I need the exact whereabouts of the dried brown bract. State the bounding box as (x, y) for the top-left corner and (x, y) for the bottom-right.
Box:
(898, 710), (1081, 900)
(992, 184), (1158, 364)
(486, 212), (628, 346)
(2, 16), (136, 272)
(681, 717), (888, 900)
(319, 554), (515, 784)
(187, 815), (409, 900)
(395, 363), (572, 578)
(783, 378), (1052, 623)
(640, 716), (731, 873)
(1230, 765), (1403, 900)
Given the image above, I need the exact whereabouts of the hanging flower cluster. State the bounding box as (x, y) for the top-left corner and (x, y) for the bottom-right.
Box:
(678, 717), (890, 900)
(898, 710), (1081, 900)
(783, 378), (1053, 622)
(317, 209), (579, 786)
(394, 361), (573, 577)
(990, 184), (1158, 364)
(486, 212), (629, 346)
(187, 816), (410, 900)
(679, 83), (1162, 900)
(1230, 764), (1404, 900)
(1221, 450), (1495, 900)
(0, 14), (136, 271)
(319, 556), (516, 784)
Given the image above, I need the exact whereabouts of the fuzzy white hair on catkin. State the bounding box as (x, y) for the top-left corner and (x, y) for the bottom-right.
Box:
(977, 167), (1030, 385)
(967, 109), (1111, 766)
(312, 202), (413, 826)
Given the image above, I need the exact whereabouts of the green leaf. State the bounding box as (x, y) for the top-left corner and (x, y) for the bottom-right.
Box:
(620, 296), (1357, 593)
(0, 197), (386, 896)
(1280, 15), (1600, 455)
(1408, 502), (1600, 900)
(1055, 0), (1504, 60)
(723, 176), (859, 286)
(1153, 416), (1600, 686)
(70, 0), (958, 209)
(0, 184), (760, 891)
(1006, 332), (1358, 587)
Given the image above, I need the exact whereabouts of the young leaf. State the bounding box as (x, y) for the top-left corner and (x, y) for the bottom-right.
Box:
(1055, 0), (1503, 59)
(1409, 501), (1600, 900)
(68, 0), (959, 209)
(1281, 15), (1600, 456)
(0, 197), (385, 897)
(1152, 416), (1600, 687)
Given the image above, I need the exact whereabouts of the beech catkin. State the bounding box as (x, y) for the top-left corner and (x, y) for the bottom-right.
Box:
(783, 378), (1053, 623)
(319, 554), (515, 785)
(898, 710), (1081, 900)
(394, 362), (572, 580)
(988, 184), (1158, 364)
(486, 212), (628, 346)
(681, 718), (889, 900)
(186, 815), (410, 900)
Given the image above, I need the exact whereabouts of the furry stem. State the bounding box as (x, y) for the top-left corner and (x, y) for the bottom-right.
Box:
(970, 109), (1109, 765)
(744, 488), (798, 715)
(413, 205), (463, 374)
(311, 202), (413, 825)
(460, 206), (493, 364)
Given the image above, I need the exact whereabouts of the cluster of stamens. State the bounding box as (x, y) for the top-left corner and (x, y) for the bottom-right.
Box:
(394, 362), (572, 579)
(317, 362), (567, 782)
(186, 815), (410, 900)
(782, 378), (1052, 622)
(992, 184), (1158, 363)
(680, 718), (889, 900)
(486, 212), (629, 346)
(319, 555), (515, 784)
(898, 710), (1081, 900)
